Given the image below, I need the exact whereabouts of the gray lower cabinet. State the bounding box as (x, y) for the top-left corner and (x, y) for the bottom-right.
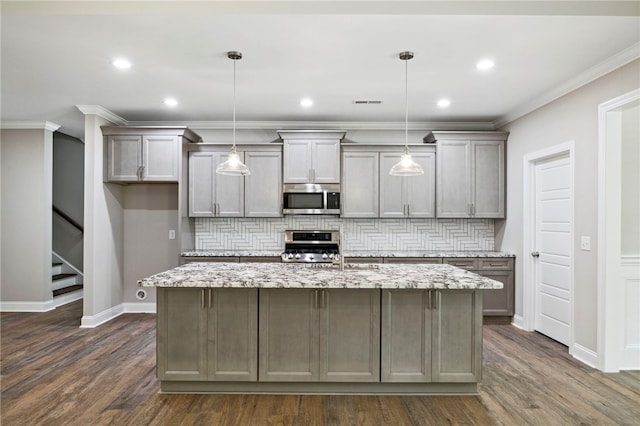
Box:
(443, 257), (515, 317)
(157, 288), (258, 381)
(381, 289), (482, 383)
(259, 288), (380, 382)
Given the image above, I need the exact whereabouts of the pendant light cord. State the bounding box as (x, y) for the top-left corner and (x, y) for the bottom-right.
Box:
(404, 55), (409, 149)
(232, 56), (237, 148)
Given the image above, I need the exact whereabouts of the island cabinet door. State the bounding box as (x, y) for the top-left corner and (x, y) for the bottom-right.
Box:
(431, 290), (483, 383)
(207, 289), (258, 381)
(258, 289), (319, 382)
(157, 288), (208, 381)
(381, 290), (432, 382)
(319, 289), (380, 382)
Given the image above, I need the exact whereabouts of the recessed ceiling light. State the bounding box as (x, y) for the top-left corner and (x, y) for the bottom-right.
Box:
(476, 59), (495, 71)
(164, 98), (178, 107)
(300, 98), (313, 108)
(112, 58), (132, 69)
(437, 98), (451, 108)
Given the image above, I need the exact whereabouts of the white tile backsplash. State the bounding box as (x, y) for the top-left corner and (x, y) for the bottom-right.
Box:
(195, 217), (494, 252)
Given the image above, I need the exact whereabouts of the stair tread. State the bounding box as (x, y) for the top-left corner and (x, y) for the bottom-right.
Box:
(53, 285), (83, 297)
(52, 273), (76, 280)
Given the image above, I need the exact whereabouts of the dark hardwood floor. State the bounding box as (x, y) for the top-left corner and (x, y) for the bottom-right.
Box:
(1, 300), (639, 425)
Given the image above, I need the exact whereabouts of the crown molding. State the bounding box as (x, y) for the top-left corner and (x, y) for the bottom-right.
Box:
(127, 120), (496, 131)
(0, 121), (61, 132)
(494, 42), (640, 128)
(75, 105), (128, 126)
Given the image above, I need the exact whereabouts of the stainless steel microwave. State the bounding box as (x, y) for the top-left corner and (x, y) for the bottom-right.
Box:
(282, 183), (340, 215)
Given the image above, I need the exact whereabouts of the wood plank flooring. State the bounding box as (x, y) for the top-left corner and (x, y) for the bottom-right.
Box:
(2, 300), (639, 425)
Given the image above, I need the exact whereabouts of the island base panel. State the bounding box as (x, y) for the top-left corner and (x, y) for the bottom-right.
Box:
(159, 381), (478, 395)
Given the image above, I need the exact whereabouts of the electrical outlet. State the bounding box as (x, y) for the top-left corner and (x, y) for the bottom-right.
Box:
(169, 229), (176, 240)
(580, 236), (591, 251)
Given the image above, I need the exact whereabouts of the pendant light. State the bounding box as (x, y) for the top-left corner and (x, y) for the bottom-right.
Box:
(216, 51), (251, 176)
(389, 51), (424, 177)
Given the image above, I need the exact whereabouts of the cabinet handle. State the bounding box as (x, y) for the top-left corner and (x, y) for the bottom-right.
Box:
(314, 289), (319, 309)
(472, 203), (476, 216)
(407, 204), (411, 216)
(201, 289), (205, 309)
(427, 290), (432, 310)
(208, 289), (212, 309)
(321, 289), (326, 309)
(434, 290), (439, 310)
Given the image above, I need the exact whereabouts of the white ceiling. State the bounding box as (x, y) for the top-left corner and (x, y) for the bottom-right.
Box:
(1, 1), (639, 140)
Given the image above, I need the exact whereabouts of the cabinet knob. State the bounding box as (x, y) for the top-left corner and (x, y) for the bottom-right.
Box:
(531, 251), (540, 258)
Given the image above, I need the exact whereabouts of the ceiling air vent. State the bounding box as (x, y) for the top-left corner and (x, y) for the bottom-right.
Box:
(353, 100), (383, 104)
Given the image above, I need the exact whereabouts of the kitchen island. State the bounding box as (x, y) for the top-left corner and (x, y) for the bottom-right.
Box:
(139, 262), (502, 395)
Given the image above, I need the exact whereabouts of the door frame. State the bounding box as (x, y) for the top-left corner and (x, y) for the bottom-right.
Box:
(522, 141), (575, 353)
(597, 88), (640, 372)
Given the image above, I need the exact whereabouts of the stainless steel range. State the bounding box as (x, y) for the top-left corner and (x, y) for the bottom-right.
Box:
(281, 230), (340, 263)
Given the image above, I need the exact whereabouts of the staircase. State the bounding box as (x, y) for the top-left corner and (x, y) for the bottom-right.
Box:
(52, 254), (83, 307)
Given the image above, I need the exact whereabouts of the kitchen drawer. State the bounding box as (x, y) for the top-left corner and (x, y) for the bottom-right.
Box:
(344, 257), (384, 264)
(383, 258), (442, 264)
(442, 258), (478, 270)
(478, 258), (514, 270)
(180, 256), (240, 265)
(240, 256), (281, 263)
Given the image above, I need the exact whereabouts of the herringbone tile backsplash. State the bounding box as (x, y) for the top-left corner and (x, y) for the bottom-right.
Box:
(195, 217), (494, 252)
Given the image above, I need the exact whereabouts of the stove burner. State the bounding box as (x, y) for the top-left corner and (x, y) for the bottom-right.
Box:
(282, 230), (341, 263)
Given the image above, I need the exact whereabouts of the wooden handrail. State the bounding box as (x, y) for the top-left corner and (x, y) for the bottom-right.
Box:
(52, 205), (83, 232)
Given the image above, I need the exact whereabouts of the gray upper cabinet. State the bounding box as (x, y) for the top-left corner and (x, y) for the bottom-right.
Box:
(244, 151), (283, 217)
(341, 151), (379, 217)
(433, 131), (508, 218)
(102, 126), (200, 183)
(380, 151), (436, 218)
(279, 130), (345, 184)
(188, 151), (244, 217)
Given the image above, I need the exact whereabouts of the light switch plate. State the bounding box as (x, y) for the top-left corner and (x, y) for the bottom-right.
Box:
(169, 229), (176, 240)
(580, 236), (591, 251)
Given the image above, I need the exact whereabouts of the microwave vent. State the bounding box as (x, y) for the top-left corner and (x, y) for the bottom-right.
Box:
(353, 100), (383, 104)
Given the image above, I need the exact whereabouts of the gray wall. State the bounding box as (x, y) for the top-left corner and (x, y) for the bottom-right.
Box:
(1, 129), (53, 306)
(496, 59), (640, 352)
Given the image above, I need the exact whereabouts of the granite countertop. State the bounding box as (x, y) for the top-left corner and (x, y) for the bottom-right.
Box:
(139, 262), (503, 290)
(181, 250), (515, 258)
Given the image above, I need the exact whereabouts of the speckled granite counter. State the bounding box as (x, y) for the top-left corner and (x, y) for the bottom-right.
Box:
(139, 262), (503, 290)
(181, 250), (515, 258)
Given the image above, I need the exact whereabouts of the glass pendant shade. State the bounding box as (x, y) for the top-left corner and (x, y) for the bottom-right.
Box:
(389, 51), (424, 177)
(216, 145), (250, 176)
(216, 51), (250, 176)
(389, 146), (424, 176)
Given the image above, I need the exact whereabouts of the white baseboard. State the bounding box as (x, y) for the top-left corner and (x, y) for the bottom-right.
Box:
(80, 303), (125, 328)
(572, 343), (599, 369)
(511, 314), (525, 330)
(123, 302), (156, 314)
(0, 300), (56, 312)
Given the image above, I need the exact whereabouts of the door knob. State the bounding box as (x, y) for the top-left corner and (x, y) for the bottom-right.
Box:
(531, 251), (540, 257)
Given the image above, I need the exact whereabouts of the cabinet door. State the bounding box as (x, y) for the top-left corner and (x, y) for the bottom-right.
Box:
(431, 290), (482, 383)
(188, 152), (215, 217)
(283, 140), (311, 183)
(406, 152), (436, 218)
(319, 289), (380, 382)
(381, 290), (432, 382)
(477, 270), (514, 316)
(379, 153), (406, 218)
(341, 151), (379, 217)
(214, 152), (245, 217)
(471, 140), (505, 218)
(244, 151), (282, 217)
(208, 289), (258, 381)
(311, 140), (341, 183)
(258, 289), (319, 381)
(157, 288), (207, 381)
(436, 140), (471, 218)
(107, 135), (142, 181)
(142, 135), (179, 181)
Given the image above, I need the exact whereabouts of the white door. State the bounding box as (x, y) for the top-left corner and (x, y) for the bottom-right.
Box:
(534, 155), (572, 345)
